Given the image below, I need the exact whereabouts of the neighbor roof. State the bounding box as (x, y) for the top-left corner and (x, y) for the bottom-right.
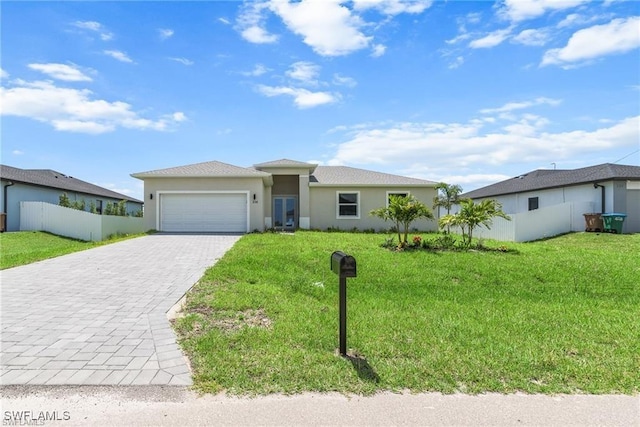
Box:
(463, 163), (640, 199)
(132, 160), (270, 178)
(1, 165), (142, 203)
(310, 165), (437, 186)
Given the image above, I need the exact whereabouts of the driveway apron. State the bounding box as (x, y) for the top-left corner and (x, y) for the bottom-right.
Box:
(1, 234), (241, 386)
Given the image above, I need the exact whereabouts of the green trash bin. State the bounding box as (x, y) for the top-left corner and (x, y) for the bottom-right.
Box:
(601, 213), (627, 234)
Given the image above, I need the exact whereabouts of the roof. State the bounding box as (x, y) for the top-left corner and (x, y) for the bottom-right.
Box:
(253, 159), (318, 170)
(1, 165), (142, 203)
(310, 165), (436, 186)
(131, 160), (270, 178)
(463, 163), (640, 199)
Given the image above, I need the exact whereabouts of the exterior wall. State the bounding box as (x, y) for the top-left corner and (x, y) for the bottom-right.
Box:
(142, 177), (267, 231)
(624, 181), (640, 233)
(1, 180), (142, 232)
(309, 186), (437, 231)
(474, 179), (640, 234)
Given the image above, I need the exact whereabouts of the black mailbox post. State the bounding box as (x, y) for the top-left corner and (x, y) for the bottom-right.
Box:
(330, 251), (356, 356)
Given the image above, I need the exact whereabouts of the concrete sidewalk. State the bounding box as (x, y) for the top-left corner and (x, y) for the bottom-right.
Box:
(1, 234), (240, 386)
(1, 386), (638, 426)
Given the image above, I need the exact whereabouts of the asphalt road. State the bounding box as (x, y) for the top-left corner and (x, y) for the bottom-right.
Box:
(1, 386), (638, 426)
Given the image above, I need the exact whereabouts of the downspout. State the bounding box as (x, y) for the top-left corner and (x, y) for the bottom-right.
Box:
(593, 183), (605, 214)
(3, 180), (15, 232)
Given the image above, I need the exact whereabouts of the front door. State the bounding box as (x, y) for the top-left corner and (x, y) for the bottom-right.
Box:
(273, 196), (296, 230)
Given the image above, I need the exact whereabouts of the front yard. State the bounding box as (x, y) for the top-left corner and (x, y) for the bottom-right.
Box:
(174, 231), (640, 395)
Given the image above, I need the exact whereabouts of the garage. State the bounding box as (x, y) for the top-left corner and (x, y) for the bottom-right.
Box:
(159, 192), (248, 233)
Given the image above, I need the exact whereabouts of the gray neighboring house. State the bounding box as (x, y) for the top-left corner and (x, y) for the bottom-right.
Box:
(1, 165), (144, 232)
(131, 159), (438, 233)
(462, 163), (640, 233)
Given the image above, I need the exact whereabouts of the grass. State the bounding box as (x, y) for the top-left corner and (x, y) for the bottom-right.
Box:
(0, 230), (148, 269)
(174, 231), (639, 396)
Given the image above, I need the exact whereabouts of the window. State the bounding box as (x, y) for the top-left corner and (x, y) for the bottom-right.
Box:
(528, 197), (539, 211)
(337, 192), (359, 218)
(96, 200), (103, 215)
(386, 191), (409, 206)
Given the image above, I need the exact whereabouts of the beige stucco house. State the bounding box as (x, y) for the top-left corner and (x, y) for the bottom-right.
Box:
(131, 159), (437, 233)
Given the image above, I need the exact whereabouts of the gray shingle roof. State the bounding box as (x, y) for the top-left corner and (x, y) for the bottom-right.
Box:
(1, 164), (142, 203)
(253, 159), (318, 169)
(463, 163), (640, 199)
(310, 166), (436, 186)
(131, 160), (270, 178)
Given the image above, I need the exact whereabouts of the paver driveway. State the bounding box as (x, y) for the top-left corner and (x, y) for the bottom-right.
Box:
(1, 234), (241, 386)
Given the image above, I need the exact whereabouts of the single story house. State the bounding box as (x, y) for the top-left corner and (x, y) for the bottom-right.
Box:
(131, 159), (438, 233)
(1, 165), (144, 232)
(462, 163), (640, 234)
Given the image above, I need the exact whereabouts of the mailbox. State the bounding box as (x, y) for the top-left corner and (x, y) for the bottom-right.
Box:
(331, 251), (357, 278)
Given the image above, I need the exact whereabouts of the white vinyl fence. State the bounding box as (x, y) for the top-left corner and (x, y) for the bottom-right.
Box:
(451, 201), (595, 243)
(20, 201), (144, 241)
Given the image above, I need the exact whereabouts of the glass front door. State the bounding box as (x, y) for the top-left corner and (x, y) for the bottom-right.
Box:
(273, 196), (296, 230)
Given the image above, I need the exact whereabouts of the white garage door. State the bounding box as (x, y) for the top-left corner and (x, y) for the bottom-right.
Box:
(160, 193), (248, 232)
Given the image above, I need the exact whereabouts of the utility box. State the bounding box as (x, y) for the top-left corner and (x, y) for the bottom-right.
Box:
(331, 251), (357, 278)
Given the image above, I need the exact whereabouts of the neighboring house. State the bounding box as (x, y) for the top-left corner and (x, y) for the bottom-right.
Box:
(1, 165), (144, 232)
(131, 159), (438, 233)
(462, 163), (640, 234)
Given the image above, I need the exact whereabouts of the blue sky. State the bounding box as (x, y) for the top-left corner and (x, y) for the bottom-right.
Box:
(2, 0), (639, 201)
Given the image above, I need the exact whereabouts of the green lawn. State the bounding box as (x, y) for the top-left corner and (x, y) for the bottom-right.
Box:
(174, 231), (640, 395)
(0, 231), (146, 269)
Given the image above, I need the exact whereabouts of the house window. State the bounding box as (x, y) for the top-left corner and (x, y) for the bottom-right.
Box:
(528, 197), (539, 211)
(337, 192), (359, 218)
(96, 200), (103, 214)
(386, 191), (409, 206)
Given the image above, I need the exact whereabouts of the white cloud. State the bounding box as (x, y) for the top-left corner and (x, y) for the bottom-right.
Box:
(542, 17), (640, 67)
(332, 73), (357, 87)
(257, 85), (338, 108)
(241, 64), (269, 77)
(469, 28), (512, 48)
(269, 0), (371, 56)
(286, 61), (320, 85)
(499, 0), (588, 22)
(218, 17), (231, 25)
(371, 44), (387, 57)
(28, 63), (92, 82)
(236, 0), (279, 44)
(158, 28), (174, 40)
(12, 149), (24, 155)
(0, 79), (186, 134)
(168, 57), (194, 66)
(103, 50), (134, 63)
(448, 56), (464, 69)
(352, 0), (432, 15)
(1, 68), (9, 80)
(557, 13), (605, 28)
(72, 20), (113, 41)
(326, 114), (639, 178)
(480, 97), (562, 114)
(512, 28), (550, 46)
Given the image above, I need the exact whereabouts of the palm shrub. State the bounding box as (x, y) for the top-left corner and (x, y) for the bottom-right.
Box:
(370, 195), (434, 246)
(433, 182), (464, 233)
(440, 198), (510, 247)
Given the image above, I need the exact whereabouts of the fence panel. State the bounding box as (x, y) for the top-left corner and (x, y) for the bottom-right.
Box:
(101, 215), (144, 240)
(20, 202), (144, 241)
(21, 202), (101, 241)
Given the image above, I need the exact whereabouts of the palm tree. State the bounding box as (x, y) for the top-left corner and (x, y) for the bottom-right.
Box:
(440, 199), (510, 247)
(433, 182), (464, 233)
(370, 195), (434, 246)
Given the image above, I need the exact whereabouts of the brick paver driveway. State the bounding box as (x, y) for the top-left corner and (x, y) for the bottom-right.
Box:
(1, 234), (241, 386)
